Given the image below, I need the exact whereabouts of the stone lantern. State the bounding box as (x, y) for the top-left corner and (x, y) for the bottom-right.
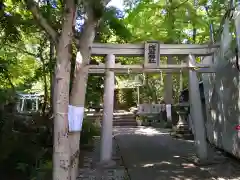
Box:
(172, 103), (192, 137)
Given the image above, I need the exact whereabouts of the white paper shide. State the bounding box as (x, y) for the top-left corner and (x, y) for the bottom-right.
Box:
(68, 105), (84, 132)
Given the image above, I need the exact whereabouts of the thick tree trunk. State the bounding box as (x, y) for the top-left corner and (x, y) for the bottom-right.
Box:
(69, 17), (97, 179)
(24, 0), (76, 179)
(53, 46), (71, 180)
(69, 66), (89, 179)
(68, 1), (111, 178)
(52, 1), (75, 180)
(68, 51), (92, 180)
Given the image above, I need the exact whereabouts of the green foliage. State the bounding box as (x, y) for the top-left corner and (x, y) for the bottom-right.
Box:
(29, 160), (52, 180)
(85, 75), (104, 108)
(118, 0), (232, 103)
(102, 7), (132, 41)
(0, 113), (52, 180)
(80, 118), (101, 145)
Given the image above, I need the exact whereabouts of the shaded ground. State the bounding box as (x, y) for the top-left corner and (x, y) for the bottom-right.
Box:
(77, 137), (128, 180)
(114, 127), (240, 180)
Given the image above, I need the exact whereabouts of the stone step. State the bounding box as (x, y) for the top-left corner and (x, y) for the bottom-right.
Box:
(112, 118), (136, 122)
(88, 117), (136, 121)
(86, 114), (137, 127)
(87, 117), (136, 121)
(170, 131), (194, 140)
(114, 115), (135, 119)
(86, 115), (135, 119)
(113, 121), (137, 126)
(114, 118), (136, 121)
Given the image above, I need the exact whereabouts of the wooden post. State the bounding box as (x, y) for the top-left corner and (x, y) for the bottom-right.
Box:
(164, 55), (173, 126)
(100, 54), (115, 165)
(188, 54), (208, 161)
(137, 86), (140, 104)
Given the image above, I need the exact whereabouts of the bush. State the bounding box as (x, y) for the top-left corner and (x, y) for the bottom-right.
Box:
(80, 119), (101, 145)
(0, 113), (101, 179)
(0, 113), (52, 180)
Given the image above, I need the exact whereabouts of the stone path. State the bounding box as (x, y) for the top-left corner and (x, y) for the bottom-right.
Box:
(77, 137), (129, 180)
(114, 127), (240, 180)
(78, 127), (240, 180)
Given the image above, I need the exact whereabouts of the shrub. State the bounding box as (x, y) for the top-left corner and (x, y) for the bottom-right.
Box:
(80, 118), (101, 145)
(0, 113), (52, 180)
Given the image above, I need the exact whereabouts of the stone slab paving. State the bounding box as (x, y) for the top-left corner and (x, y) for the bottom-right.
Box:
(77, 137), (129, 180)
(114, 127), (240, 180)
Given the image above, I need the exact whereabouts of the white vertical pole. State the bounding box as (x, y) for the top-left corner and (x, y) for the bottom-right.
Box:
(166, 104), (172, 122)
(36, 98), (39, 111)
(21, 99), (25, 112)
(100, 54), (115, 163)
(188, 54), (208, 161)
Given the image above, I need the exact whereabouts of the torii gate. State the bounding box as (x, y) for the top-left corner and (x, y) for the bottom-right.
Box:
(82, 42), (219, 165)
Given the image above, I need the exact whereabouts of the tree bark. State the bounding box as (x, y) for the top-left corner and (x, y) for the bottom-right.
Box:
(68, 1), (112, 178)
(49, 40), (55, 111)
(69, 16), (97, 179)
(69, 43), (75, 94)
(52, 1), (76, 179)
(24, 0), (81, 179)
(42, 58), (48, 115)
(53, 46), (71, 180)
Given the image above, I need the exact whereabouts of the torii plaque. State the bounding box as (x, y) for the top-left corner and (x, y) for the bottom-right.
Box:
(144, 41), (160, 67)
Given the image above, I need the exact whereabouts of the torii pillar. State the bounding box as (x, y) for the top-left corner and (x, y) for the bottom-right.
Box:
(164, 55), (174, 127)
(99, 54), (116, 166)
(188, 54), (208, 161)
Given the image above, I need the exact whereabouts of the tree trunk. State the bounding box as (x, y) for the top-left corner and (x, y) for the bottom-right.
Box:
(40, 51), (48, 115)
(42, 64), (48, 115)
(49, 40), (55, 111)
(192, 0), (197, 44)
(53, 45), (71, 180)
(52, 1), (75, 180)
(24, 0), (75, 179)
(69, 16), (97, 179)
(69, 43), (75, 94)
(68, 1), (111, 177)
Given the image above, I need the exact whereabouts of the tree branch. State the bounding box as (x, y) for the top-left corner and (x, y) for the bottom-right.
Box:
(173, 0), (188, 10)
(75, 0), (111, 48)
(4, 71), (15, 91)
(24, 0), (58, 43)
(103, 0), (111, 5)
